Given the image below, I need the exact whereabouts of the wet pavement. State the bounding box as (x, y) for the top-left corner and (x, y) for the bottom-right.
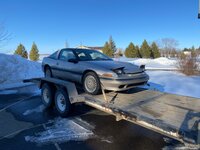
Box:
(0, 85), (183, 150)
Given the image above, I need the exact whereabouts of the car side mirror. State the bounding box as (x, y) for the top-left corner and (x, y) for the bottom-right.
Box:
(68, 58), (78, 63)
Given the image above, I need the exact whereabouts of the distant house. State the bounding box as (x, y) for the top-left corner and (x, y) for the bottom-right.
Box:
(77, 45), (103, 52)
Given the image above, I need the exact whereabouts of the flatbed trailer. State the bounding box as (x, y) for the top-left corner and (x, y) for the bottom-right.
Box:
(24, 77), (200, 146)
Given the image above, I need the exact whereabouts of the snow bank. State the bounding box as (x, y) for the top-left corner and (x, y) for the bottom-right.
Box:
(114, 57), (177, 70)
(144, 71), (200, 98)
(0, 53), (43, 90)
(115, 57), (200, 98)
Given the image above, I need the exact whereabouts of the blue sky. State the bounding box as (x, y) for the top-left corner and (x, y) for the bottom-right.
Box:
(0, 0), (199, 53)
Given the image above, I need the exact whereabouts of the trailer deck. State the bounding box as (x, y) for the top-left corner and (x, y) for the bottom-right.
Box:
(24, 78), (200, 145)
(82, 89), (200, 145)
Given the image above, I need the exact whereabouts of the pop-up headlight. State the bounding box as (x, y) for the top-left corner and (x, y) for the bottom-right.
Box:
(140, 65), (146, 71)
(112, 67), (125, 75)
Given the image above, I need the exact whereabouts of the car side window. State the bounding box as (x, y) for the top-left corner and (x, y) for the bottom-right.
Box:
(59, 50), (76, 61)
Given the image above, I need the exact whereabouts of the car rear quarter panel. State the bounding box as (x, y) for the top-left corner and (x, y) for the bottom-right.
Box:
(42, 57), (58, 74)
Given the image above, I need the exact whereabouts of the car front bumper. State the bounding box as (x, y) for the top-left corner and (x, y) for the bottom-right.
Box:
(100, 72), (149, 91)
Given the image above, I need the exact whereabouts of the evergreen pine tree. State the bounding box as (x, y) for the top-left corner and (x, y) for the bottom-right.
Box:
(14, 44), (23, 56)
(108, 36), (117, 53)
(140, 40), (151, 58)
(151, 42), (160, 58)
(29, 42), (39, 61)
(14, 44), (28, 59)
(102, 42), (113, 57)
(135, 45), (142, 58)
(124, 42), (138, 58)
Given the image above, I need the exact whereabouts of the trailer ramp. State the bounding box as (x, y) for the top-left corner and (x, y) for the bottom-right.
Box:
(81, 88), (200, 145)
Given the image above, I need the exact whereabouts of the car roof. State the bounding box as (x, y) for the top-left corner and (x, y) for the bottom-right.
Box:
(60, 48), (96, 51)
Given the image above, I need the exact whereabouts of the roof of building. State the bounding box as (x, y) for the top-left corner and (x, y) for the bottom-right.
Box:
(77, 45), (103, 50)
(86, 46), (103, 49)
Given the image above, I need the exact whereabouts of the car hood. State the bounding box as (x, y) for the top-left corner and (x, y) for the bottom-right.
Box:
(82, 60), (142, 73)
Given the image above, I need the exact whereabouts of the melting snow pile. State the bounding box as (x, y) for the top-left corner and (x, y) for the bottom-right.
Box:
(114, 57), (200, 98)
(114, 57), (177, 70)
(25, 118), (94, 144)
(0, 53), (43, 90)
(144, 71), (200, 98)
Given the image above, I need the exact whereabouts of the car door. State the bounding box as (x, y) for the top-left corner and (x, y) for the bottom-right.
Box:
(56, 49), (80, 81)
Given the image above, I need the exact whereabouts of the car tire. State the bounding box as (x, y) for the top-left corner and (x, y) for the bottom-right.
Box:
(45, 66), (52, 77)
(41, 83), (54, 108)
(83, 72), (101, 95)
(55, 88), (72, 117)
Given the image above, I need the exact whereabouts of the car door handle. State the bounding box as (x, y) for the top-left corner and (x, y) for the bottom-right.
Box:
(56, 62), (59, 65)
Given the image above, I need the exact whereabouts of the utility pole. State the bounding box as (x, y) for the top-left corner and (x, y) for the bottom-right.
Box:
(65, 40), (69, 48)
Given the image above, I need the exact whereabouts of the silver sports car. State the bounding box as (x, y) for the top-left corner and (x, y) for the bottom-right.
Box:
(42, 48), (149, 95)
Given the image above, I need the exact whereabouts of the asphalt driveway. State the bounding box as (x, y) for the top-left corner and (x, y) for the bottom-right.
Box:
(0, 85), (181, 150)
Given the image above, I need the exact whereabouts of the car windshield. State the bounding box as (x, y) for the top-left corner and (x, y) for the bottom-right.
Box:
(74, 49), (112, 61)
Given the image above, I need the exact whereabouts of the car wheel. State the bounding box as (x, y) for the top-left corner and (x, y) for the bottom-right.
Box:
(41, 83), (54, 108)
(83, 72), (101, 95)
(45, 66), (52, 77)
(55, 88), (72, 117)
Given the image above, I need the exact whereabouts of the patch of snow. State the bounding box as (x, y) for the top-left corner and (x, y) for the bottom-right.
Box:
(23, 105), (45, 116)
(100, 136), (113, 143)
(0, 53), (43, 90)
(73, 117), (95, 130)
(143, 71), (200, 98)
(114, 57), (177, 70)
(25, 117), (94, 144)
(114, 57), (200, 98)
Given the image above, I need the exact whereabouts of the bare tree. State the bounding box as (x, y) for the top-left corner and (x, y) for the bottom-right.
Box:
(158, 38), (179, 57)
(0, 23), (11, 49)
(177, 51), (199, 75)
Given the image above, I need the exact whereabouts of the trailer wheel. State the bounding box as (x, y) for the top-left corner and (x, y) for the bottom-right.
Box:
(41, 83), (54, 108)
(55, 88), (71, 117)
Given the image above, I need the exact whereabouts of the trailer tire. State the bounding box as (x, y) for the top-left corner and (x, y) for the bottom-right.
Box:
(41, 83), (54, 108)
(55, 88), (71, 117)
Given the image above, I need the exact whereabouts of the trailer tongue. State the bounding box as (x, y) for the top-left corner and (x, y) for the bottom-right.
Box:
(24, 77), (200, 146)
